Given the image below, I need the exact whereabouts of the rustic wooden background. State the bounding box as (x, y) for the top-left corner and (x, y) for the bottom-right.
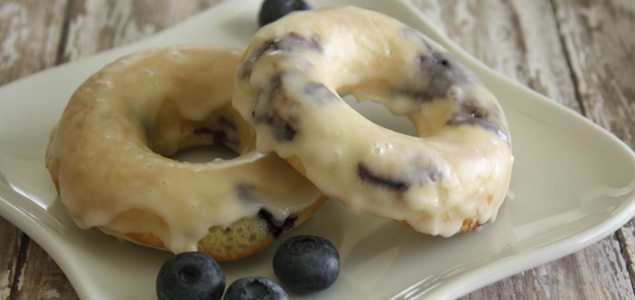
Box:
(1, 0), (634, 299)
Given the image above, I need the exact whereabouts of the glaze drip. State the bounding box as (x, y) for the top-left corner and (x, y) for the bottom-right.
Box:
(233, 7), (513, 237)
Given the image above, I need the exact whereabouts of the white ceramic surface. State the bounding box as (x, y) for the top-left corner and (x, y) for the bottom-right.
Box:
(1, 0), (634, 299)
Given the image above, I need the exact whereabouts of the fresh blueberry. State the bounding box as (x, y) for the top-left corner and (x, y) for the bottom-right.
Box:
(258, 0), (311, 27)
(273, 235), (340, 294)
(156, 252), (225, 300)
(223, 277), (288, 300)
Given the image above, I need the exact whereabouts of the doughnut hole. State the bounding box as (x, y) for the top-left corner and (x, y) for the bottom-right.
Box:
(171, 144), (238, 163)
(342, 95), (417, 137)
(149, 102), (254, 163)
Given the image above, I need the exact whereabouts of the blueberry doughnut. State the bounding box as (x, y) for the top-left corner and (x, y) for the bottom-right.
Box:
(233, 7), (513, 236)
(45, 46), (325, 260)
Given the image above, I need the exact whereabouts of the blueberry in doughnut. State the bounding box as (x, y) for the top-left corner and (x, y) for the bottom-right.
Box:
(233, 7), (513, 237)
(45, 46), (325, 261)
(258, 0), (311, 27)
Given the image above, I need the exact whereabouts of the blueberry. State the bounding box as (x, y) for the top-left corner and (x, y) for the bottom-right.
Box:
(258, 0), (311, 27)
(273, 235), (340, 294)
(223, 277), (288, 300)
(156, 252), (225, 300)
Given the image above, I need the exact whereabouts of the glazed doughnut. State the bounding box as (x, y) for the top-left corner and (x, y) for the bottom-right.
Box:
(233, 7), (513, 237)
(45, 46), (325, 261)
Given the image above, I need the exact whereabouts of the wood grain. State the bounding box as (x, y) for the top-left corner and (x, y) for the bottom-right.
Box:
(0, 0), (633, 299)
(0, 0), (66, 85)
(554, 0), (635, 294)
(412, 0), (635, 298)
(554, 0), (635, 146)
(61, 0), (223, 62)
(0, 218), (21, 300)
(9, 243), (77, 300)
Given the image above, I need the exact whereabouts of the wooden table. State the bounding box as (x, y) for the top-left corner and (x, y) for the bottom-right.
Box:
(1, 0), (633, 299)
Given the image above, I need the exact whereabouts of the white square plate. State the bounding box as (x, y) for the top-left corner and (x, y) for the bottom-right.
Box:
(1, 0), (634, 299)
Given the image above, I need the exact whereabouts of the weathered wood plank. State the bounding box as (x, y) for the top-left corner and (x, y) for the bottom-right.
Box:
(410, 0), (634, 298)
(61, 0), (223, 62)
(0, 218), (21, 300)
(553, 0), (635, 293)
(10, 242), (78, 300)
(0, 0), (67, 85)
(618, 222), (635, 291)
(554, 0), (635, 147)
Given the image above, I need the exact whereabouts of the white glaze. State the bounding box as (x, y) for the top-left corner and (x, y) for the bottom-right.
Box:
(234, 7), (514, 237)
(45, 47), (322, 253)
